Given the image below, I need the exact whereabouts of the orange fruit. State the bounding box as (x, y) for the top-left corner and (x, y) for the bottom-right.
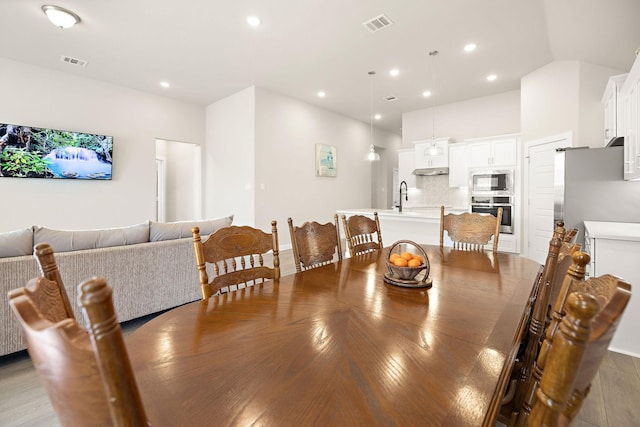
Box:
(392, 257), (408, 267)
(407, 259), (422, 267)
(412, 255), (424, 264)
(400, 251), (414, 261)
(389, 253), (400, 262)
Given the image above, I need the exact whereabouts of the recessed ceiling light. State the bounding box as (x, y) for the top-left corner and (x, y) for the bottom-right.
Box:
(160, 81), (170, 88)
(422, 90), (432, 98)
(247, 16), (261, 27)
(464, 43), (477, 52)
(42, 5), (81, 29)
(389, 68), (399, 77)
(374, 114), (382, 120)
(487, 74), (498, 82)
(317, 91), (326, 98)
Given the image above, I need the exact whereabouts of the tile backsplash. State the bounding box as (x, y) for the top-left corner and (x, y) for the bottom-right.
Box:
(403, 175), (468, 209)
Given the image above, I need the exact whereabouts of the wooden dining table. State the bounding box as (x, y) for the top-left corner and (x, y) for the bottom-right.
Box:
(126, 245), (540, 426)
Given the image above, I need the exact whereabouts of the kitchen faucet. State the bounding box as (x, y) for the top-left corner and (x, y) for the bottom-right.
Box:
(399, 181), (408, 213)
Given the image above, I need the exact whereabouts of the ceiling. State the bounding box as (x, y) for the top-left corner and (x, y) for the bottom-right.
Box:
(2, 0), (640, 135)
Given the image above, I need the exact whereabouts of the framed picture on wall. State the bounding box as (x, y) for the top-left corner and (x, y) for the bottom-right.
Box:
(315, 144), (337, 177)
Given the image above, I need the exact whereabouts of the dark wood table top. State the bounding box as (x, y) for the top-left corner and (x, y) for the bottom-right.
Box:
(127, 245), (539, 426)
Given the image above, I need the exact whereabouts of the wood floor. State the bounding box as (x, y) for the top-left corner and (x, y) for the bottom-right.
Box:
(1, 249), (639, 426)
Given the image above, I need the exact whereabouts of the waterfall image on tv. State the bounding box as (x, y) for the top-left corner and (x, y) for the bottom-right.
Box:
(0, 122), (113, 180)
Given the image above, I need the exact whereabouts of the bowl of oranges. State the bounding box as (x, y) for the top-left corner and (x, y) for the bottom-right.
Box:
(385, 240), (430, 283)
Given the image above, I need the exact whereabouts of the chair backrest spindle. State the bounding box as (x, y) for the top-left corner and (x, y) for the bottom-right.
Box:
(341, 213), (382, 257)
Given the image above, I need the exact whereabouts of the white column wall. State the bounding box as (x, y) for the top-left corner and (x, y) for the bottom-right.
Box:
(204, 87), (256, 226)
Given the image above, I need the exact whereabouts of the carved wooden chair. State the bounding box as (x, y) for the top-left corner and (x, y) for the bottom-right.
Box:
(563, 227), (578, 244)
(528, 277), (631, 426)
(439, 205), (502, 252)
(288, 215), (342, 272)
(500, 222), (580, 424)
(31, 242), (75, 321)
(341, 213), (383, 257)
(192, 221), (280, 299)
(7, 276), (148, 427)
(514, 251), (631, 426)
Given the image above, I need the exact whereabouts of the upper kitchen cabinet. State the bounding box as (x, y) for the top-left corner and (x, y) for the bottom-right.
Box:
(398, 148), (416, 188)
(602, 74), (627, 146)
(414, 138), (450, 170)
(466, 134), (518, 169)
(621, 54), (640, 181)
(448, 142), (468, 188)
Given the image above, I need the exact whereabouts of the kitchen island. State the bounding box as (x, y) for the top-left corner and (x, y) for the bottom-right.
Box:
(337, 207), (518, 254)
(336, 207), (468, 250)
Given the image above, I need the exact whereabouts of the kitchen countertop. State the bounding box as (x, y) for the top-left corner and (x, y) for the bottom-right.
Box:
(337, 207), (469, 221)
(584, 221), (640, 242)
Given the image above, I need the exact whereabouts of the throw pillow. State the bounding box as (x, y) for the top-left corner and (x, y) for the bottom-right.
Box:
(0, 227), (33, 258)
(33, 221), (150, 253)
(149, 215), (233, 242)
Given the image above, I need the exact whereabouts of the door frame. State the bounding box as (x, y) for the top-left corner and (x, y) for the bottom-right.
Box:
(522, 132), (572, 260)
(155, 157), (167, 222)
(155, 139), (202, 222)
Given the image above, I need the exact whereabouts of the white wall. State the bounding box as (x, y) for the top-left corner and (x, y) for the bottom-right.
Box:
(402, 90), (521, 146)
(521, 61), (580, 144)
(205, 87), (256, 227)
(252, 88), (401, 244)
(521, 60), (624, 147)
(0, 58), (204, 233)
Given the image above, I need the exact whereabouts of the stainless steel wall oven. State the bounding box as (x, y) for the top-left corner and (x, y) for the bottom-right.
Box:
(470, 169), (515, 234)
(470, 195), (513, 234)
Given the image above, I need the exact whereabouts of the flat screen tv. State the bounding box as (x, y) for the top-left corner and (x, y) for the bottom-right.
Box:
(0, 122), (113, 180)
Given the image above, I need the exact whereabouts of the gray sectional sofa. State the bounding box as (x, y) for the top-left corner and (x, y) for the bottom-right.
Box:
(0, 216), (232, 356)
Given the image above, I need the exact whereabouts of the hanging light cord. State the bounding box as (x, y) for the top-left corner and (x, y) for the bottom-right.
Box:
(369, 71), (375, 148)
(429, 50), (438, 145)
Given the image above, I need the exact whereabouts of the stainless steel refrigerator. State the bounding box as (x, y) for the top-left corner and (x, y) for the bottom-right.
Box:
(554, 145), (640, 247)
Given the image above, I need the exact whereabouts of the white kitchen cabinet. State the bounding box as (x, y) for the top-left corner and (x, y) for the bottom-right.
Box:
(621, 55), (640, 180)
(584, 221), (640, 356)
(414, 138), (449, 169)
(448, 142), (468, 188)
(466, 134), (518, 169)
(398, 148), (416, 188)
(602, 74), (627, 146)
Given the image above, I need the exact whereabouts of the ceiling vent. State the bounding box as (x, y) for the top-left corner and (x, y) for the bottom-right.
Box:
(60, 55), (88, 68)
(362, 14), (393, 33)
(384, 95), (398, 102)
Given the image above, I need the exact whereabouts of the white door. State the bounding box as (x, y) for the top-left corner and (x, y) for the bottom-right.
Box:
(523, 133), (572, 264)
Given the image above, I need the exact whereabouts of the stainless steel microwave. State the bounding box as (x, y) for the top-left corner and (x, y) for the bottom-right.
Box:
(470, 169), (514, 195)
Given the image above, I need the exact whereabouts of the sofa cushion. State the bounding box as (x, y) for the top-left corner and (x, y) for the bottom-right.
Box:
(150, 215), (233, 241)
(33, 221), (150, 253)
(0, 227), (33, 258)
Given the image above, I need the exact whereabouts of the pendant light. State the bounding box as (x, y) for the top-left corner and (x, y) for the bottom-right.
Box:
(364, 70), (381, 162)
(427, 50), (442, 156)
